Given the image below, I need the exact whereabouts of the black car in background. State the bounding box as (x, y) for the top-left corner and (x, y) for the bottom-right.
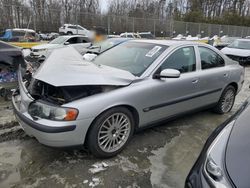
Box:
(186, 98), (250, 188)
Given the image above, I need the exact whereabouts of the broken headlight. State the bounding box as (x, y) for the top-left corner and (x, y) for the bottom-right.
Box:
(203, 121), (235, 188)
(28, 101), (78, 121)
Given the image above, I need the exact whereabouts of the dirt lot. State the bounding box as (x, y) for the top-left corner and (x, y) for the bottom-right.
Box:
(0, 67), (249, 188)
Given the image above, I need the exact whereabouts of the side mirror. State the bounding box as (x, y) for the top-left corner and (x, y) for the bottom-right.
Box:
(83, 53), (97, 61)
(64, 42), (70, 45)
(154, 69), (181, 79)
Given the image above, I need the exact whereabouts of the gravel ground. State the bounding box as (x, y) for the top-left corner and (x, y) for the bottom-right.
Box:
(0, 67), (249, 188)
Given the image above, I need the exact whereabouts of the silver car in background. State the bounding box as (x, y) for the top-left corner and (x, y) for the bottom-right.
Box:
(12, 40), (244, 158)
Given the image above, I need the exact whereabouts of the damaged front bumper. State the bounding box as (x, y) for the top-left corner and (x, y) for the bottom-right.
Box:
(12, 69), (94, 147)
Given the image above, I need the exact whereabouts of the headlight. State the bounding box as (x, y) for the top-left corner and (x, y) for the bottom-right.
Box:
(203, 121), (235, 188)
(28, 102), (78, 121)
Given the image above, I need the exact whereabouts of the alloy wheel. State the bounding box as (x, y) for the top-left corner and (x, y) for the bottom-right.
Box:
(221, 89), (235, 113)
(97, 113), (131, 153)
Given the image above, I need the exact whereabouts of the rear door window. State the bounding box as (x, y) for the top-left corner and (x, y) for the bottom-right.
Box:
(68, 26), (77, 29)
(77, 26), (84, 30)
(199, 47), (225, 69)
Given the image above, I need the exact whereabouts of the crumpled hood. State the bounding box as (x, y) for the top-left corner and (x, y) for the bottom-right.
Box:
(33, 46), (136, 87)
(32, 43), (59, 50)
(221, 47), (250, 57)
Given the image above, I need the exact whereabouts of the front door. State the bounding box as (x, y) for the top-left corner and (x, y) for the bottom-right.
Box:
(140, 46), (203, 126)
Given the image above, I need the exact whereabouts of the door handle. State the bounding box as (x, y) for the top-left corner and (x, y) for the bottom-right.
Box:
(192, 79), (199, 84)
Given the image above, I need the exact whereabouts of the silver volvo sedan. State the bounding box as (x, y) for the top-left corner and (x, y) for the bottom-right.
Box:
(12, 40), (245, 158)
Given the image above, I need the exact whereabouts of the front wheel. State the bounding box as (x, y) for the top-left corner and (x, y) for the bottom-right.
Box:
(87, 107), (135, 158)
(213, 85), (236, 114)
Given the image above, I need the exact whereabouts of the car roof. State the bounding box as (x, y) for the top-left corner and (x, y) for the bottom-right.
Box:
(139, 32), (152, 34)
(132, 39), (201, 47)
(107, 37), (132, 42)
(235, 38), (250, 42)
(63, 24), (81, 26)
(12, 28), (36, 33)
(120, 32), (136, 35)
(59, 35), (89, 39)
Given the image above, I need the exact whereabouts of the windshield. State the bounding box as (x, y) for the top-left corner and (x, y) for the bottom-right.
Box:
(228, 40), (250, 50)
(49, 36), (67, 44)
(91, 39), (123, 53)
(93, 42), (167, 76)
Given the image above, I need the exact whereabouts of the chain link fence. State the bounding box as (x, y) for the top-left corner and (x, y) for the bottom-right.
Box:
(173, 21), (250, 37)
(1, 4), (250, 38)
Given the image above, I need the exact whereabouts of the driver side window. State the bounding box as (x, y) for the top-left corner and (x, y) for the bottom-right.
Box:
(67, 37), (78, 44)
(159, 46), (196, 73)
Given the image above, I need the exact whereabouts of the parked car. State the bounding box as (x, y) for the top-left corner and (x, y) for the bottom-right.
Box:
(172, 34), (186, 40)
(0, 28), (37, 42)
(221, 39), (250, 65)
(29, 35), (91, 58)
(120, 32), (141, 38)
(185, 98), (250, 188)
(138, 32), (155, 39)
(47, 32), (59, 40)
(59, 24), (94, 39)
(12, 40), (244, 158)
(38, 33), (49, 41)
(214, 36), (241, 50)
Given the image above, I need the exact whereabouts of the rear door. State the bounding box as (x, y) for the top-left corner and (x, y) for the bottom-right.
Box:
(195, 46), (229, 105)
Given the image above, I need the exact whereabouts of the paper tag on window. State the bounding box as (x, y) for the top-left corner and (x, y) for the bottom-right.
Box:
(146, 46), (162, 57)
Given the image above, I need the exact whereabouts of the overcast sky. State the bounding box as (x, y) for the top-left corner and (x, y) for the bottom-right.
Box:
(99, 0), (109, 13)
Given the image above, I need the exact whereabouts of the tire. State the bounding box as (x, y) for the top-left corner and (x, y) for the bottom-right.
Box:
(87, 107), (135, 158)
(213, 85), (236, 114)
(0, 88), (5, 97)
(67, 31), (73, 35)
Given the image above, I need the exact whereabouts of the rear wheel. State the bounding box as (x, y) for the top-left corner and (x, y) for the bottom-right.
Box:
(213, 85), (236, 114)
(87, 107), (135, 158)
(67, 31), (73, 35)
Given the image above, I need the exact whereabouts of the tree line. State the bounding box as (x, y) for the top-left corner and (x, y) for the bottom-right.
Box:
(0, 0), (250, 33)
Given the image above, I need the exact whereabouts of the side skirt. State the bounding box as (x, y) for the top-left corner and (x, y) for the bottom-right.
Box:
(136, 103), (218, 132)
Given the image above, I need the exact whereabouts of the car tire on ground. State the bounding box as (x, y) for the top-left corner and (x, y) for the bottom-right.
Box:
(213, 85), (236, 114)
(67, 32), (73, 35)
(87, 107), (135, 158)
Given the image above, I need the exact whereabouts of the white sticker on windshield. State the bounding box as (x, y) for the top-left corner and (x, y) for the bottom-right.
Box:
(146, 46), (162, 57)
